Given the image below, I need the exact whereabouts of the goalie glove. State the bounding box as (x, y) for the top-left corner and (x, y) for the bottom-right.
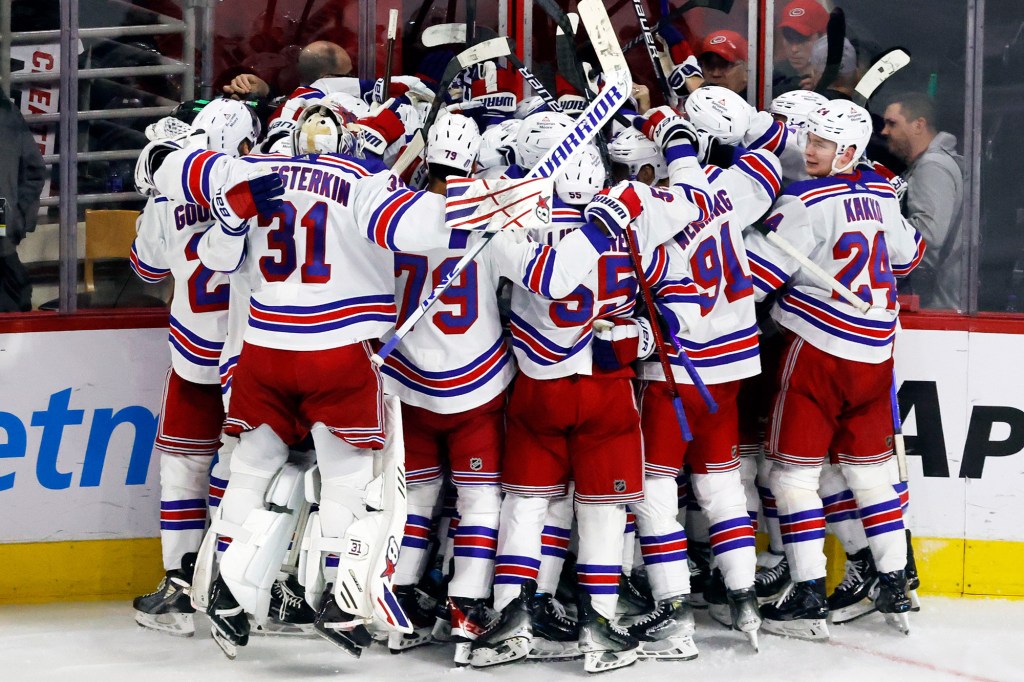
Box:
(668, 56), (703, 97)
(635, 106), (700, 154)
(212, 171), (285, 235)
(592, 317), (656, 371)
(584, 184), (644, 237)
(134, 137), (183, 197)
(145, 116), (192, 142)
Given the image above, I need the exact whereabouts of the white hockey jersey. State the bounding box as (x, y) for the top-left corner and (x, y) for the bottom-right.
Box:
(152, 149), (458, 352)
(383, 221), (620, 412)
(744, 168), (927, 364)
(130, 196), (229, 385)
(640, 149), (784, 385)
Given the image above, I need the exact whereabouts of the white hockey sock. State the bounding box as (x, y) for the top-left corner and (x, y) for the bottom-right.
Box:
(632, 476), (690, 601)
(537, 494), (573, 596)
(576, 503), (626, 620)
(437, 484), (459, 579)
(159, 452), (213, 571)
(622, 509), (637, 575)
(739, 456), (760, 534)
(818, 463), (869, 554)
(394, 478), (443, 587)
(207, 436), (234, 512)
(770, 463), (826, 583)
(757, 457), (784, 554)
(493, 494), (547, 611)
(448, 484), (500, 600)
(692, 470), (757, 591)
(842, 463), (907, 574)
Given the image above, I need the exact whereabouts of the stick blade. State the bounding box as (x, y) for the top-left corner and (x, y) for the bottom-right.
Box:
(854, 48), (911, 103)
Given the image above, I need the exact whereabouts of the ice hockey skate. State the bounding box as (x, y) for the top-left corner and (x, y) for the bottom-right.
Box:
(313, 587), (373, 658)
(626, 595), (698, 661)
(760, 579), (830, 641)
(728, 587), (762, 651)
(206, 575), (250, 659)
(875, 570), (912, 635)
(687, 542), (712, 608)
(450, 596), (497, 665)
(616, 571), (654, 618)
(469, 580), (535, 668)
(252, 576), (316, 636)
(755, 551), (790, 603)
(828, 547), (879, 624)
(906, 530), (922, 611)
(704, 567), (731, 628)
(528, 592), (581, 661)
(578, 591), (640, 672)
(133, 552), (197, 637)
(387, 585), (437, 653)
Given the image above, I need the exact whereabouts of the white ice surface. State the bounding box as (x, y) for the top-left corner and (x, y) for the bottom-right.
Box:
(1, 597), (1021, 682)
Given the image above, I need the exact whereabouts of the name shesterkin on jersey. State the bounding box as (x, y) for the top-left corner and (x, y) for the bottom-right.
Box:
(672, 188), (734, 250)
(259, 160), (357, 205)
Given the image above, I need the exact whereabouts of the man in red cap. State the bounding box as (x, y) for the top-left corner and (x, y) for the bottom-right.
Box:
(776, 0), (830, 92)
(698, 29), (748, 96)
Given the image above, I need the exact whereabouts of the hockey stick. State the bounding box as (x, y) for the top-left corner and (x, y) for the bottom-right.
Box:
(372, 73), (634, 366)
(392, 36), (513, 175)
(815, 7), (846, 95)
(620, 0), (735, 54)
(891, 369), (909, 481)
(421, 22), (468, 47)
(632, 0), (674, 102)
(381, 9), (399, 102)
(854, 48), (911, 106)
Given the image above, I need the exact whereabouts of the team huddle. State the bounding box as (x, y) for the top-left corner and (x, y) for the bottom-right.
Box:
(128, 4), (925, 674)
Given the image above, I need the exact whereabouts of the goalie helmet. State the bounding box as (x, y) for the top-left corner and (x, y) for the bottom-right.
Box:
(477, 118), (522, 175)
(769, 90), (829, 129)
(806, 100), (873, 174)
(293, 101), (358, 156)
(426, 113), (481, 176)
(187, 98), (261, 158)
(684, 85), (751, 145)
(608, 128), (667, 182)
(516, 111), (574, 170)
(554, 145), (605, 205)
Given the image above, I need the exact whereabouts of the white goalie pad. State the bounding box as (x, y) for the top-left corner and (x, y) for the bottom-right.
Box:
(190, 507), (221, 611)
(331, 395), (412, 633)
(444, 177), (554, 233)
(217, 463), (308, 624)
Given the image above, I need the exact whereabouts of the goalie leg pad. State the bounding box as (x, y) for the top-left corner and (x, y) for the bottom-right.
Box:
(691, 470), (757, 591)
(769, 463), (827, 583)
(840, 462), (907, 574)
(221, 424), (290, 527)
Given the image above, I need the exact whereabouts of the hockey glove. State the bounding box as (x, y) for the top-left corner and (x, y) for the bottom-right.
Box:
(592, 317), (656, 371)
(584, 185), (644, 237)
(870, 160), (908, 202)
(212, 171), (285, 235)
(668, 56), (703, 97)
(355, 104), (407, 158)
(134, 137), (183, 197)
(636, 106), (700, 152)
(370, 76), (435, 105)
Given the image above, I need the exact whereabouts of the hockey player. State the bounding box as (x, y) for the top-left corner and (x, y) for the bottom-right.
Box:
(625, 107), (783, 653)
(130, 99), (260, 637)
(744, 100), (926, 640)
(470, 114), (714, 673)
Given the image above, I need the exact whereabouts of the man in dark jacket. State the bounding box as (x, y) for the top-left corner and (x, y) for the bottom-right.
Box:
(0, 90), (46, 312)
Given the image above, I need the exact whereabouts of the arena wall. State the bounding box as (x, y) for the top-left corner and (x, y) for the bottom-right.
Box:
(1, 316), (1022, 603)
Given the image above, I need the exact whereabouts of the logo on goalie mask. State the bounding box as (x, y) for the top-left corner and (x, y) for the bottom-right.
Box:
(614, 479), (626, 493)
(470, 457), (484, 471)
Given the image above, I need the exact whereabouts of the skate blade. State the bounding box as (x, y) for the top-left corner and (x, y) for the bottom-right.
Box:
(761, 618), (829, 641)
(830, 599), (877, 624)
(211, 628), (239, 660)
(584, 647), (639, 673)
(746, 629), (760, 653)
(884, 611), (911, 635)
(453, 641), (472, 666)
(909, 590), (922, 612)
(528, 637), (582, 661)
(637, 636), (698, 661)
(314, 624), (364, 658)
(134, 611), (195, 637)
(708, 603), (731, 628)
(251, 620), (314, 637)
(388, 627), (434, 653)
(469, 636), (530, 668)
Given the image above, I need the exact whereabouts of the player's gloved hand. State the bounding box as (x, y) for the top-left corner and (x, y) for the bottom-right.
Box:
(355, 100), (407, 157)
(592, 316), (656, 371)
(212, 171), (285, 235)
(635, 106), (700, 152)
(743, 109), (782, 149)
(134, 137), (183, 197)
(371, 76), (434, 105)
(668, 56), (703, 97)
(870, 160), (908, 202)
(584, 184), (644, 237)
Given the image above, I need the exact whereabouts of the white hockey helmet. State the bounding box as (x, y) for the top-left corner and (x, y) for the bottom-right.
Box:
(806, 100), (873, 174)
(683, 85), (751, 145)
(515, 111), (574, 170)
(477, 118), (522, 174)
(769, 90), (829, 128)
(187, 98), (261, 157)
(608, 128), (667, 182)
(554, 145), (605, 205)
(514, 95), (549, 120)
(293, 100), (358, 156)
(426, 112), (481, 176)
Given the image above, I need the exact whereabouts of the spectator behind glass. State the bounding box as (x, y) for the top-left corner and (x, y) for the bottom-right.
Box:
(223, 41), (353, 100)
(809, 31), (858, 98)
(697, 30), (748, 97)
(883, 92), (966, 311)
(0, 90), (46, 312)
(775, 0), (830, 94)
